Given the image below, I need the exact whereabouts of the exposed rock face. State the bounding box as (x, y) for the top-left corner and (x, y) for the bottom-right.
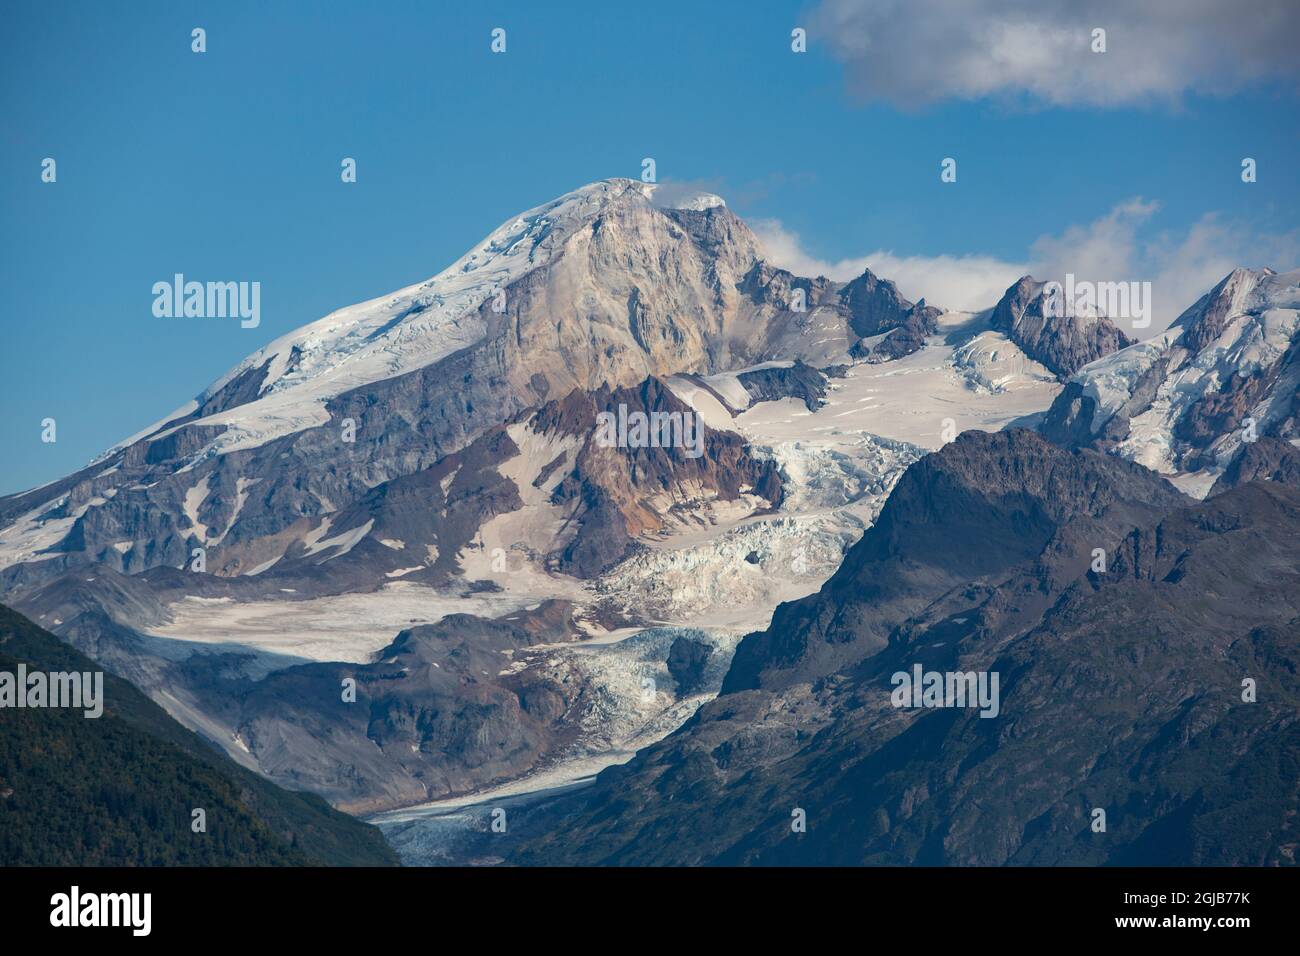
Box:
(15, 166), (1294, 867)
(840, 268), (916, 337)
(849, 300), (943, 364)
(836, 266), (944, 363)
(0, 356), (792, 815)
(1038, 268), (1300, 494)
(1210, 435), (1300, 495)
(734, 361), (830, 412)
(9, 548), (749, 816)
(666, 636), (714, 696)
(26, 595), (595, 815)
(1036, 381), (1100, 447)
(209, 603), (590, 813)
(671, 361), (834, 416)
(507, 434), (1300, 866)
(539, 378), (784, 577)
(990, 276), (1135, 379)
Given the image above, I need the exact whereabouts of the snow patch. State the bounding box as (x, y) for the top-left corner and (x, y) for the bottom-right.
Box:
(182, 476), (213, 542)
(301, 518), (374, 560)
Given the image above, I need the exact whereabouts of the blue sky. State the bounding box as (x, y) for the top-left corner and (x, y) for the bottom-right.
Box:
(2, 0), (1298, 494)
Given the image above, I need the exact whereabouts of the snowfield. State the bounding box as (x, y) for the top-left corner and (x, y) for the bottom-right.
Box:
(149, 582), (547, 665)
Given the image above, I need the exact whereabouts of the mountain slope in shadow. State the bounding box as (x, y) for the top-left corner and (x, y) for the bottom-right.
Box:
(508, 431), (1300, 865)
(0, 604), (398, 866)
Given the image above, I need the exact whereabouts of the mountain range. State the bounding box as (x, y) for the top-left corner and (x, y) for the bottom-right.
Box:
(2, 179), (1296, 865)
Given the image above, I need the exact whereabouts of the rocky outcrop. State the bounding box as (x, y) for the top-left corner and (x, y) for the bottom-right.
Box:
(991, 276), (1134, 379)
(1210, 435), (1300, 495)
(666, 636), (714, 696)
(840, 268), (917, 337)
(734, 361), (830, 412)
(837, 266), (943, 363)
(214, 602), (588, 813)
(722, 429), (1186, 692)
(540, 377), (784, 577)
(849, 300), (942, 363)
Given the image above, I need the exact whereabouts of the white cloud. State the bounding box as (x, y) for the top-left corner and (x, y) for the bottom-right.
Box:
(811, 0), (1300, 108)
(1029, 201), (1300, 329)
(750, 218), (1027, 311)
(1028, 199), (1160, 282)
(752, 204), (1299, 333)
(748, 218), (879, 282)
(1140, 216), (1300, 328)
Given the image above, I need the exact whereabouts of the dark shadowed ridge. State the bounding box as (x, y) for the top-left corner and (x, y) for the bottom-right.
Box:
(504, 431), (1300, 866)
(0, 604), (398, 866)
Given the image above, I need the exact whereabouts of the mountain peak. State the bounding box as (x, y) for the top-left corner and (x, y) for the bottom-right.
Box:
(113, 179), (751, 467)
(1168, 265), (1291, 354)
(990, 274), (1135, 379)
(1039, 265), (1300, 496)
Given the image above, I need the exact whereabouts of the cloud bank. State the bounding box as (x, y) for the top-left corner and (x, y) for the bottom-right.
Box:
(810, 0), (1300, 108)
(751, 205), (1299, 333)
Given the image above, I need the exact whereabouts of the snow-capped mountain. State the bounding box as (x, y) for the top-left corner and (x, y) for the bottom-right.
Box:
(1040, 267), (1300, 496)
(102, 180), (759, 464)
(0, 178), (945, 589)
(0, 178), (1169, 816)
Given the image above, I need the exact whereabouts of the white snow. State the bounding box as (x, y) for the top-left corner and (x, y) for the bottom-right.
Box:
(300, 518), (374, 560)
(951, 330), (1057, 392)
(182, 476), (213, 542)
(1077, 333), (1178, 434)
(384, 566), (425, 578)
(244, 555), (281, 576)
(298, 516), (335, 554)
(667, 361), (800, 415)
(1071, 268), (1300, 492)
(148, 582), (549, 664)
(597, 513), (861, 629)
(733, 329), (1059, 451)
(0, 496), (90, 570)
(648, 184), (726, 211)
(662, 375), (738, 429)
(592, 326), (1050, 631)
